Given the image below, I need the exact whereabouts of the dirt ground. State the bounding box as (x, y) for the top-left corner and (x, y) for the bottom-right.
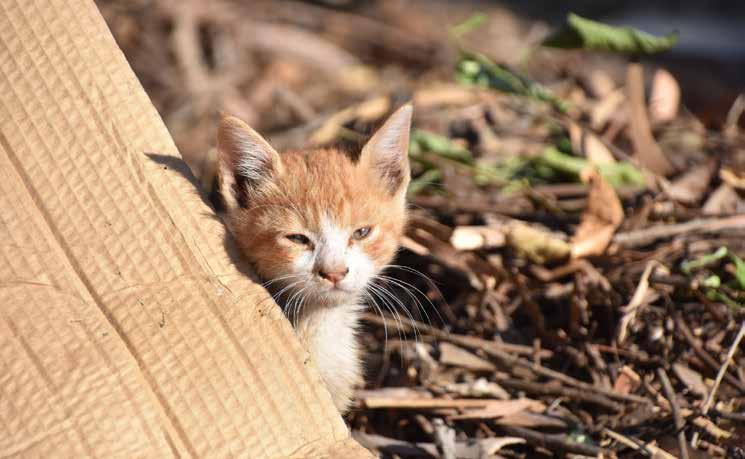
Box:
(97, 1), (745, 457)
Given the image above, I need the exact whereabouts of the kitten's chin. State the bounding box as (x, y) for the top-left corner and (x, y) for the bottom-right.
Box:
(319, 287), (359, 306)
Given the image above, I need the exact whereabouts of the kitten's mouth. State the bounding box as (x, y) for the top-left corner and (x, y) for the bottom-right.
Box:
(327, 284), (353, 294)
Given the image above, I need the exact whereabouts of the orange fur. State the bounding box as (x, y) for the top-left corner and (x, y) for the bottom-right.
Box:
(229, 148), (407, 280)
(215, 105), (412, 412)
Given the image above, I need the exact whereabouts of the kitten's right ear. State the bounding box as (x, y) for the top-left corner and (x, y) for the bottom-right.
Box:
(216, 114), (282, 211)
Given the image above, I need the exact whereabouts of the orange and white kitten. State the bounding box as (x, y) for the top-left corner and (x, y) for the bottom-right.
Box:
(215, 105), (412, 412)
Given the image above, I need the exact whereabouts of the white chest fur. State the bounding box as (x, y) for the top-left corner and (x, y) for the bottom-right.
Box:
(294, 302), (363, 412)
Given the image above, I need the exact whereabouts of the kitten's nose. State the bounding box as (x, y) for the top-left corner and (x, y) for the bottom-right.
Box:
(319, 268), (349, 285)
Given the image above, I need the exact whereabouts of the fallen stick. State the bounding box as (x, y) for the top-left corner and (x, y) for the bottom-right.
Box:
(675, 314), (745, 393)
(657, 368), (689, 459)
(498, 378), (623, 412)
(361, 313), (551, 358)
(613, 215), (745, 248)
(353, 431), (524, 459)
(617, 260), (658, 344)
(692, 320), (745, 448)
(363, 313), (650, 405)
(500, 425), (602, 456)
(604, 428), (675, 459)
(361, 397), (496, 410)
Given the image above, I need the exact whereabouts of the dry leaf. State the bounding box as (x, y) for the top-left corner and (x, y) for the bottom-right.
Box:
(649, 68), (680, 123)
(613, 365), (641, 395)
(480, 437), (526, 455)
(702, 184), (745, 215)
(591, 87), (626, 129)
(439, 342), (496, 372)
(586, 69), (616, 98)
(310, 96), (390, 145)
(663, 160), (717, 204)
(617, 261), (658, 344)
(571, 168), (624, 258)
(672, 363), (708, 398)
(720, 168), (745, 190)
(569, 121), (616, 164)
(627, 63), (674, 176)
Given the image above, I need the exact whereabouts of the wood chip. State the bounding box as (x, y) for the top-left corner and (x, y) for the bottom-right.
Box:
(441, 378), (510, 400)
(506, 221), (570, 264)
(439, 342), (497, 372)
(448, 398), (546, 421)
(450, 226), (506, 251)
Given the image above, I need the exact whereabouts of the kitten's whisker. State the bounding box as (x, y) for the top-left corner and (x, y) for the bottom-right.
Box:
(366, 283), (404, 344)
(377, 275), (437, 331)
(384, 264), (448, 327)
(362, 288), (389, 351)
(370, 281), (419, 347)
(296, 288), (313, 328)
(372, 279), (422, 345)
(289, 286), (310, 328)
(266, 280), (305, 312)
(368, 286), (403, 345)
(285, 284), (307, 327)
(261, 274), (302, 289)
(229, 275), (303, 309)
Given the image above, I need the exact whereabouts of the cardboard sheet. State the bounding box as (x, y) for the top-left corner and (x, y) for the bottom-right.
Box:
(0, 0), (371, 456)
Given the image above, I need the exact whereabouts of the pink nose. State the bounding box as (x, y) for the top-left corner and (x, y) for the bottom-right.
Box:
(319, 268), (349, 284)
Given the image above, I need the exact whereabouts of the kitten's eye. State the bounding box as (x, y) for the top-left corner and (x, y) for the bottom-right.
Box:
(352, 226), (372, 240)
(286, 234), (311, 245)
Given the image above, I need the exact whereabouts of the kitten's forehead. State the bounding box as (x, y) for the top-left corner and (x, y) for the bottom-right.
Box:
(268, 148), (391, 228)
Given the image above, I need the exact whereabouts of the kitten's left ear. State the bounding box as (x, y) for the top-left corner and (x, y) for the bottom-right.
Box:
(360, 104), (412, 195)
(216, 114), (282, 212)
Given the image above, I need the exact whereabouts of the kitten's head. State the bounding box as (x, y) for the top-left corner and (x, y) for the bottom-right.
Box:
(216, 105), (412, 307)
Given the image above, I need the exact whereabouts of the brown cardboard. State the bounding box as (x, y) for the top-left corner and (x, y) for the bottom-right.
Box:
(0, 0), (371, 457)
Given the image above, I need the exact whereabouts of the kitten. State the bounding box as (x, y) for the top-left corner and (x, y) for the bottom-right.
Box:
(214, 105), (412, 412)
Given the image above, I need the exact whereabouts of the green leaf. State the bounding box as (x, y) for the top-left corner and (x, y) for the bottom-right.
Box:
(410, 130), (474, 164)
(408, 168), (442, 196)
(706, 289), (743, 310)
(729, 253), (745, 290)
(703, 275), (721, 289)
(681, 246), (728, 275)
(537, 147), (646, 188)
(450, 13), (488, 40)
(456, 51), (569, 113)
(542, 13), (678, 55)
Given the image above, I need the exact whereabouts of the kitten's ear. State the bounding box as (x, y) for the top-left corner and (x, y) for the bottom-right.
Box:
(360, 104), (412, 195)
(216, 114), (282, 211)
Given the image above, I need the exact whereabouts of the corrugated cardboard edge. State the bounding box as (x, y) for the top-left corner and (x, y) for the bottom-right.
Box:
(0, 0), (372, 457)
